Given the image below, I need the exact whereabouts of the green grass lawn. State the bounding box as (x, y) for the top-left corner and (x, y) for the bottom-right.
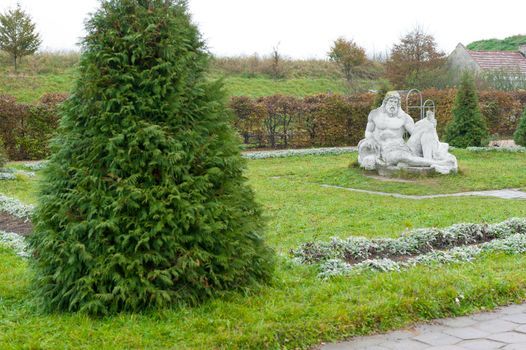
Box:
(265, 149), (526, 196)
(1, 151), (526, 349)
(0, 174), (38, 205)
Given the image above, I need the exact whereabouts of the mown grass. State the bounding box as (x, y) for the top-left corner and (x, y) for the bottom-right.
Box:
(0, 173), (38, 204)
(254, 149), (526, 197)
(2, 249), (526, 349)
(1, 152), (526, 349)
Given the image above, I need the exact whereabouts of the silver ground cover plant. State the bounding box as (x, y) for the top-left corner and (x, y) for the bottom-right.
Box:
(291, 218), (526, 278)
(0, 194), (33, 220)
(243, 147), (357, 159)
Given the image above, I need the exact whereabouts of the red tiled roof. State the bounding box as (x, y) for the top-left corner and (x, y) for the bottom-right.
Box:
(467, 50), (526, 74)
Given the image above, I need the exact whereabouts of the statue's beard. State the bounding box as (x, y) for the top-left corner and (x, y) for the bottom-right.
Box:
(385, 106), (398, 117)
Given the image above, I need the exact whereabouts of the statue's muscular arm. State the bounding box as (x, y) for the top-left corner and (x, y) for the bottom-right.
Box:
(364, 112), (375, 139)
(404, 114), (415, 135)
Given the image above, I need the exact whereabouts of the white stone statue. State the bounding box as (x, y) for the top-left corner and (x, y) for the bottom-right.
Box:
(358, 91), (457, 175)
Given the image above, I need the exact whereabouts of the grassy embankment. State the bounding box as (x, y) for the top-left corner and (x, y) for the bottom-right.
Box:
(0, 52), (384, 102)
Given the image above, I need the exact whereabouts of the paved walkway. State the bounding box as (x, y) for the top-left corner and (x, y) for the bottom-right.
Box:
(320, 184), (526, 200)
(320, 303), (526, 350)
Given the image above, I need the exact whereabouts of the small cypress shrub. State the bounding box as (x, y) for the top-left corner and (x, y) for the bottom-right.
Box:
(30, 0), (274, 314)
(444, 72), (489, 147)
(371, 81), (392, 109)
(0, 137), (7, 168)
(513, 106), (526, 146)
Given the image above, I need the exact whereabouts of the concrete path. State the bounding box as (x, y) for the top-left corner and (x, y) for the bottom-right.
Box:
(320, 303), (526, 349)
(320, 184), (526, 200)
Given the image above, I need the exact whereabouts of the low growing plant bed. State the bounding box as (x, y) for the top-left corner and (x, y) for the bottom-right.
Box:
(292, 218), (526, 278)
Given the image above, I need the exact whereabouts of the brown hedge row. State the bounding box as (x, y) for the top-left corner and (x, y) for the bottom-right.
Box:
(230, 93), (374, 148)
(230, 90), (526, 149)
(0, 93), (67, 160)
(1, 90), (525, 160)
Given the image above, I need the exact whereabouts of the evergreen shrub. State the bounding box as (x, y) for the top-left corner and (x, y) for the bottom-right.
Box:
(30, 0), (274, 314)
(0, 137), (7, 168)
(444, 73), (489, 148)
(514, 106), (526, 146)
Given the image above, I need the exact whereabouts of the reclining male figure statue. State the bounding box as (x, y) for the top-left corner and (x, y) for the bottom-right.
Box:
(358, 91), (457, 174)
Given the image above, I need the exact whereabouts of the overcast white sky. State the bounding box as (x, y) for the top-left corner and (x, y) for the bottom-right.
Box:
(1, 0), (525, 59)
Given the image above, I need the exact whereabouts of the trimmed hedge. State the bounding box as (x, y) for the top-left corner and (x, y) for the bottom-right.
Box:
(230, 93), (373, 148)
(0, 93), (67, 160)
(231, 90), (526, 149)
(1, 89), (525, 159)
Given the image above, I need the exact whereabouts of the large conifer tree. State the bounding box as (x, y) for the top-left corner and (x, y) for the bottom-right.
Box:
(444, 72), (489, 148)
(30, 0), (274, 314)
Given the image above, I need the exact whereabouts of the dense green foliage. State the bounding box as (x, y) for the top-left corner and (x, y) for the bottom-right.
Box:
(514, 106), (526, 146)
(2, 151), (526, 348)
(0, 3), (41, 71)
(467, 35), (526, 51)
(29, 0), (274, 314)
(445, 73), (489, 148)
(0, 137), (7, 168)
(372, 81), (392, 109)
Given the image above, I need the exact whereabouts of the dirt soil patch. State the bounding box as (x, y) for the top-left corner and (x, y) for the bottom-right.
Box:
(0, 211), (32, 236)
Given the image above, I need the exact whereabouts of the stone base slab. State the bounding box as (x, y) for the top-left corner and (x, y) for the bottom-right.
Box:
(376, 164), (437, 177)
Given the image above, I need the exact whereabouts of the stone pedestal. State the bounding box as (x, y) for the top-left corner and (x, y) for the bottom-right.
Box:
(376, 164), (437, 177)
